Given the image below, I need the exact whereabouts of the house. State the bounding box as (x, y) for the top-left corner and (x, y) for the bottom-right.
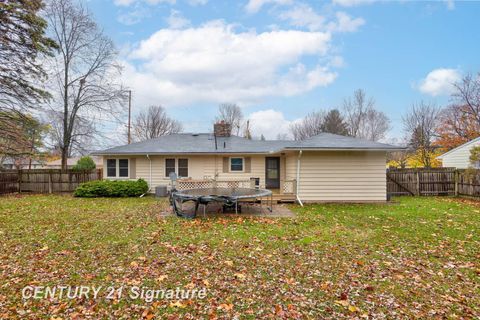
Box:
(92, 122), (401, 203)
(44, 156), (103, 169)
(437, 137), (480, 169)
(1, 158), (44, 170)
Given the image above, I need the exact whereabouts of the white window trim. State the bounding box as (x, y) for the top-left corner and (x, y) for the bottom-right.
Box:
(165, 158), (176, 178)
(229, 157), (244, 173)
(106, 158), (130, 179)
(165, 158), (189, 178)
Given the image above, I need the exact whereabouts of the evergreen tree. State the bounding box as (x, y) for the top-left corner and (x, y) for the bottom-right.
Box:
(0, 0), (57, 110)
(322, 109), (348, 135)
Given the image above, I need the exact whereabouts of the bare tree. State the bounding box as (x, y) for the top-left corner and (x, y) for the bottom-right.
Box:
(343, 89), (390, 141)
(386, 137), (410, 168)
(215, 103), (243, 136)
(290, 111), (325, 141)
(435, 72), (480, 150)
(132, 106), (182, 141)
(243, 119), (252, 140)
(363, 109), (390, 141)
(45, 0), (126, 170)
(402, 101), (441, 168)
(44, 109), (96, 156)
(276, 133), (290, 140)
(453, 73), (480, 126)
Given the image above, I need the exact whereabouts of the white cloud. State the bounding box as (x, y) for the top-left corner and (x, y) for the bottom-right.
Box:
(278, 4), (325, 31)
(278, 5), (364, 33)
(419, 68), (461, 96)
(245, 0), (292, 14)
(113, 0), (175, 7)
(122, 20), (337, 107)
(247, 109), (294, 139)
(166, 9), (190, 29)
(328, 12), (365, 32)
(188, 0), (208, 5)
(117, 6), (150, 25)
(329, 56), (344, 68)
(332, 0), (376, 7)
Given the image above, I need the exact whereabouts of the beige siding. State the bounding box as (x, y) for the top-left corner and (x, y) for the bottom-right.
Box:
(216, 155), (266, 188)
(131, 155), (269, 189)
(298, 151), (387, 202)
(441, 140), (480, 169)
(285, 153), (297, 181)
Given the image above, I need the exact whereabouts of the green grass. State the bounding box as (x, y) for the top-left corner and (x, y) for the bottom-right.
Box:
(0, 195), (479, 319)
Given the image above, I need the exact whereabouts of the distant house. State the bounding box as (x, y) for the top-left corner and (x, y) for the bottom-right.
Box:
(1, 158), (44, 170)
(44, 156), (103, 169)
(437, 137), (480, 169)
(92, 122), (402, 203)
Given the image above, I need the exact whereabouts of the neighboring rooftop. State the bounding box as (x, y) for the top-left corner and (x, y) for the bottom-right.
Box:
(437, 136), (480, 159)
(92, 132), (402, 155)
(45, 156), (104, 167)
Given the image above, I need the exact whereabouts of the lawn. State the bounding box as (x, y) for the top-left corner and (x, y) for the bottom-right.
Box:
(0, 195), (479, 319)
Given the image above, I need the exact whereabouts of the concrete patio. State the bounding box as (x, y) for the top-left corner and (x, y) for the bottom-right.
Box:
(160, 201), (296, 218)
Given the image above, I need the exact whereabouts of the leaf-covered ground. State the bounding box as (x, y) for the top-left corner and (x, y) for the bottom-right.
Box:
(0, 195), (479, 319)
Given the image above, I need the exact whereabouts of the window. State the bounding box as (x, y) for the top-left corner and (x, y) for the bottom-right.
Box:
(107, 159), (129, 178)
(230, 157), (244, 172)
(119, 159), (129, 177)
(165, 159), (176, 177)
(165, 158), (189, 178)
(178, 159), (188, 177)
(107, 159), (116, 177)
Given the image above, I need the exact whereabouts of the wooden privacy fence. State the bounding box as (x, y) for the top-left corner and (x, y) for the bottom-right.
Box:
(0, 169), (102, 194)
(387, 168), (480, 198)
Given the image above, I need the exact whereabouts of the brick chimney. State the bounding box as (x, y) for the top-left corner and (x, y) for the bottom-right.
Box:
(213, 121), (231, 137)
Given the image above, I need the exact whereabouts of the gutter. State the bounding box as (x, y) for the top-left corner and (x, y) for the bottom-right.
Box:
(140, 154), (152, 197)
(284, 147), (406, 152)
(296, 150), (303, 207)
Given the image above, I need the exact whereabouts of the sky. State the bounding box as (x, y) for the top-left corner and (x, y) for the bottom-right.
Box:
(86, 0), (480, 142)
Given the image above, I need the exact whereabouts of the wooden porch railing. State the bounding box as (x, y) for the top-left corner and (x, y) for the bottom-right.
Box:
(176, 179), (252, 190)
(176, 178), (297, 194)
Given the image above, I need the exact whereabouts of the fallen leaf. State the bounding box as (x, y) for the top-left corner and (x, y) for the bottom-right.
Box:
(218, 303), (233, 311)
(169, 301), (186, 308)
(156, 275), (168, 282)
(348, 305), (360, 312)
(335, 300), (350, 307)
(234, 273), (246, 281)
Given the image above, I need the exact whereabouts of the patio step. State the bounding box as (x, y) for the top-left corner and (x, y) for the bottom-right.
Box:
(261, 194), (296, 204)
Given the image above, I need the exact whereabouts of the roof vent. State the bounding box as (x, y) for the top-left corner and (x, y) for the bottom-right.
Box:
(192, 134), (199, 137)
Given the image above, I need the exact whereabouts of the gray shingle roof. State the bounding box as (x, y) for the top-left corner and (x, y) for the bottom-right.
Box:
(92, 132), (401, 155)
(285, 133), (401, 150)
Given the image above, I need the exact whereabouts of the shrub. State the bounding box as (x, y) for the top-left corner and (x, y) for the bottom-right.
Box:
(72, 156), (96, 171)
(74, 179), (149, 197)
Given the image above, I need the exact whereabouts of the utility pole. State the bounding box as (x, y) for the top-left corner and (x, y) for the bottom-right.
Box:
(28, 128), (35, 170)
(127, 90), (132, 144)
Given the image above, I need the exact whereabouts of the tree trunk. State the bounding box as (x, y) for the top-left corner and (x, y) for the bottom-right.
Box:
(61, 147), (68, 171)
(62, 58), (69, 172)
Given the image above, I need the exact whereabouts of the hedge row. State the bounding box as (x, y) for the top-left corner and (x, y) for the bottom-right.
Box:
(74, 179), (148, 197)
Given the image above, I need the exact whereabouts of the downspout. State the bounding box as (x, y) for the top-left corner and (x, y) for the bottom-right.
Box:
(140, 154), (152, 197)
(296, 150), (303, 206)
